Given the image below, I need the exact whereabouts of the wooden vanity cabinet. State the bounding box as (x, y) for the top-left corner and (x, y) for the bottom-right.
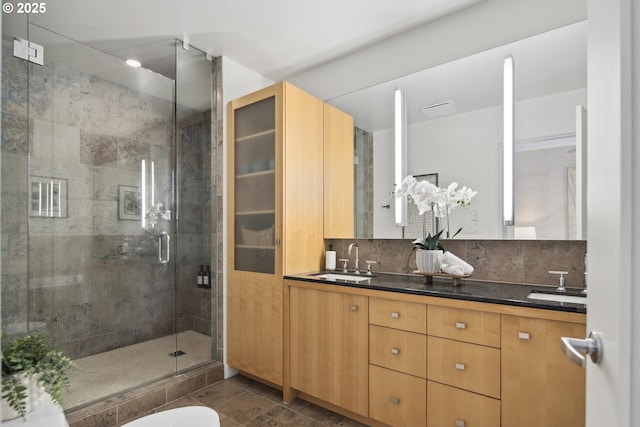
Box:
(501, 314), (586, 427)
(426, 305), (501, 427)
(227, 82), (326, 385)
(288, 285), (369, 416)
(368, 297), (427, 427)
(285, 280), (586, 427)
(323, 102), (354, 238)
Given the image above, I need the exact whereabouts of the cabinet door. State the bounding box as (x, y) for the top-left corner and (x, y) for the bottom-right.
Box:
(323, 102), (354, 238)
(427, 381), (500, 427)
(502, 315), (586, 427)
(289, 287), (368, 416)
(370, 365), (426, 427)
(230, 90), (278, 274)
(227, 84), (283, 385)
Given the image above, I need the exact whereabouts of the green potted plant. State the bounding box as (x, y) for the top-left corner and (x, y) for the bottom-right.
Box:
(1, 333), (75, 420)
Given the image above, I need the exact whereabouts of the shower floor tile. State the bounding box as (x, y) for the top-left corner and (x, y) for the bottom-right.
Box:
(64, 330), (212, 410)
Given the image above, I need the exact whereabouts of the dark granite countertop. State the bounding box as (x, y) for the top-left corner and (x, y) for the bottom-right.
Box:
(284, 271), (586, 314)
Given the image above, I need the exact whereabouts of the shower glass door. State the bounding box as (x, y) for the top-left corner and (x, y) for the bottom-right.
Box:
(24, 24), (179, 408)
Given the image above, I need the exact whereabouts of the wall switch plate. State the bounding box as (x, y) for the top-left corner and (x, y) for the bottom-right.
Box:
(470, 209), (479, 221)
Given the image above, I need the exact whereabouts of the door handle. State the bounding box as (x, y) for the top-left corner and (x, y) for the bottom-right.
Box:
(158, 232), (171, 265)
(561, 331), (603, 368)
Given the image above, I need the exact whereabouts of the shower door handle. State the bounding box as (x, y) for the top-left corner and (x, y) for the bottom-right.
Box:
(158, 232), (170, 265)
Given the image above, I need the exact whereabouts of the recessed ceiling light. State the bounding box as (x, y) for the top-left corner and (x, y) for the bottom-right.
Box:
(125, 59), (141, 68)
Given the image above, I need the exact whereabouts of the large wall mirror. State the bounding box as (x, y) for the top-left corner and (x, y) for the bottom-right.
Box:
(327, 21), (587, 240)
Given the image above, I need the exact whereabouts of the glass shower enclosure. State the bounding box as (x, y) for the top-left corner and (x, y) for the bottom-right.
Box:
(1, 15), (217, 410)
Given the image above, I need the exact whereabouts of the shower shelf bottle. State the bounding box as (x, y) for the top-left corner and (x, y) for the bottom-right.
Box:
(197, 265), (204, 287)
(203, 265), (211, 288)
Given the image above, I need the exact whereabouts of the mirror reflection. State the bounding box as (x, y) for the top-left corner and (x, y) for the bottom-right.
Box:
(328, 21), (587, 240)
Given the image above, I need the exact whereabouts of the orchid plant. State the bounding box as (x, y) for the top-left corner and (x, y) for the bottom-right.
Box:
(395, 175), (477, 250)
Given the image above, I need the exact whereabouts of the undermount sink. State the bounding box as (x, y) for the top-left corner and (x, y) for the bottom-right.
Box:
(527, 291), (587, 305)
(313, 273), (373, 283)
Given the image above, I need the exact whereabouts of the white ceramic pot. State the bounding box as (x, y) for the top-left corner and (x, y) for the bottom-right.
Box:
(416, 249), (443, 273)
(1, 373), (46, 421)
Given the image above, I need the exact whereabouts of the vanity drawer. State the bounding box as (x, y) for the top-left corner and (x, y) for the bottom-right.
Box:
(427, 305), (501, 348)
(369, 325), (427, 378)
(369, 365), (426, 427)
(427, 336), (500, 398)
(427, 381), (500, 427)
(369, 297), (426, 334)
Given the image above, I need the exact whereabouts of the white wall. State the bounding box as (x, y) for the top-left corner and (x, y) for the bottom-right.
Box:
(373, 88), (586, 239)
(221, 56), (274, 378)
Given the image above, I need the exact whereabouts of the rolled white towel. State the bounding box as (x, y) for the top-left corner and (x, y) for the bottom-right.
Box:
(442, 251), (474, 275)
(441, 263), (465, 276)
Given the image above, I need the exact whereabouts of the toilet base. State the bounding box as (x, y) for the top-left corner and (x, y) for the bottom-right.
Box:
(121, 406), (220, 427)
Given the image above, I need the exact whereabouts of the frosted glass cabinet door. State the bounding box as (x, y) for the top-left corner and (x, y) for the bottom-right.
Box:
(233, 96), (276, 274)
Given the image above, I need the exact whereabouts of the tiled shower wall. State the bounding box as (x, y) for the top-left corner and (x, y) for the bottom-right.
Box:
(328, 238), (587, 288)
(1, 47), (216, 359)
(354, 127), (373, 238)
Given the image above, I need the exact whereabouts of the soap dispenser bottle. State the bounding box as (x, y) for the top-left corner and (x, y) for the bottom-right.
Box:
(203, 265), (211, 288)
(197, 265), (204, 287)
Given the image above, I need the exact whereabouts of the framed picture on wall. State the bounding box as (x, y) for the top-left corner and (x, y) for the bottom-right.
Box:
(29, 176), (68, 218)
(405, 173), (439, 240)
(118, 185), (142, 220)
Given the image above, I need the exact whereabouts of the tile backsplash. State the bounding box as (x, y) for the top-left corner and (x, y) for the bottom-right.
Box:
(327, 239), (587, 289)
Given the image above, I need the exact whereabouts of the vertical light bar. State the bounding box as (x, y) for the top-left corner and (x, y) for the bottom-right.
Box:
(395, 88), (407, 226)
(37, 182), (43, 216)
(49, 179), (54, 217)
(56, 180), (61, 217)
(141, 160), (146, 229)
(150, 161), (155, 208)
(503, 56), (514, 226)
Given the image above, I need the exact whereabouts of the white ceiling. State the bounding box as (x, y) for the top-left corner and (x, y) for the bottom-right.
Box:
(328, 20), (587, 132)
(26, 0), (486, 81)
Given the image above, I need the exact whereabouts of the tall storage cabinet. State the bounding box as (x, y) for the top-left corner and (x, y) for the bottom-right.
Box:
(227, 82), (328, 386)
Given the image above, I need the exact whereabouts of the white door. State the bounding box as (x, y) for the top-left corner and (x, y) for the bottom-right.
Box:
(582, 0), (636, 425)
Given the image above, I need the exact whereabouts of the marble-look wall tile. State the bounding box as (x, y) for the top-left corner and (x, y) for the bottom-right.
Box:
(2, 112), (30, 154)
(80, 130), (119, 167)
(466, 240), (525, 282)
(328, 238), (587, 288)
(118, 138), (150, 171)
(2, 70), (28, 116)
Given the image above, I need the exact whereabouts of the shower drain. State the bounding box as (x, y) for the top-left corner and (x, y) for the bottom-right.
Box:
(169, 350), (186, 357)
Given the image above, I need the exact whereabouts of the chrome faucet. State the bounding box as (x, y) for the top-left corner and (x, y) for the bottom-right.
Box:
(348, 243), (360, 274)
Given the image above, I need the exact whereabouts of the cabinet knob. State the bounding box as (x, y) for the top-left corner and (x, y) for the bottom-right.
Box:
(391, 311), (400, 318)
(391, 347), (400, 355)
(455, 420), (466, 427)
(350, 305), (358, 312)
(390, 397), (400, 405)
(455, 363), (466, 371)
(455, 322), (467, 330)
(518, 332), (531, 340)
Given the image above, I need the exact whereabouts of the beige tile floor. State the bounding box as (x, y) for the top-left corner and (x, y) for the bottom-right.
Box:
(134, 375), (369, 427)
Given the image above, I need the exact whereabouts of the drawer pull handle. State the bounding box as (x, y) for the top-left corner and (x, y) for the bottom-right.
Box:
(391, 347), (400, 355)
(455, 363), (466, 371)
(518, 332), (531, 340)
(350, 305), (358, 312)
(391, 311), (400, 318)
(455, 322), (467, 329)
(390, 397), (400, 405)
(455, 420), (465, 427)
